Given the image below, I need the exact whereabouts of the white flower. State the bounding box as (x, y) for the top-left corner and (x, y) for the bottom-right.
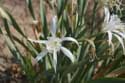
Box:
(28, 16), (79, 71)
(103, 7), (125, 54)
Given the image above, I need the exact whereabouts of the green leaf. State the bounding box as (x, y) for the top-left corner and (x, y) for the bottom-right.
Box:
(77, 0), (87, 17)
(0, 7), (26, 37)
(57, 0), (67, 17)
(62, 10), (72, 36)
(26, 0), (36, 19)
(22, 55), (36, 81)
(0, 27), (2, 34)
(3, 18), (11, 37)
(76, 25), (86, 39)
(78, 42), (90, 61)
(40, 0), (48, 39)
(0, 7), (10, 21)
(12, 35), (37, 56)
(86, 65), (95, 81)
(60, 58), (89, 79)
(6, 11), (26, 37)
(3, 18), (24, 65)
(27, 42), (38, 56)
(75, 0), (87, 34)
(5, 35), (25, 65)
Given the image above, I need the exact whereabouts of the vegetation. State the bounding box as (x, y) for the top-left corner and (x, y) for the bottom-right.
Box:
(0, 0), (125, 83)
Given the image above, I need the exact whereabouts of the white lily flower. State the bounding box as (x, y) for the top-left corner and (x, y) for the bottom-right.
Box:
(28, 16), (79, 71)
(103, 7), (125, 54)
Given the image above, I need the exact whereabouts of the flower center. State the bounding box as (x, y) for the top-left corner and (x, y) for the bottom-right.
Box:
(46, 37), (61, 53)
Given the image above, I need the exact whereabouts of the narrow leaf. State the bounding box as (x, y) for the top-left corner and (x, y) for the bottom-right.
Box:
(40, 0), (48, 38)
(26, 0), (35, 19)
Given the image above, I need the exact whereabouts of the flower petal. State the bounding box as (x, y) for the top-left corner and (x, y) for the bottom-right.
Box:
(104, 6), (110, 23)
(50, 16), (57, 37)
(35, 50), (48, 61)
(61, 37), (79, 46)
(113, 30), (125, 39)
(61, 46), (75, 63)
(110, 41), (115, 54)
(107, 31), (112, 46)
(110, 15), (121, 23)
(28, 38), (47, 44)
(113, 34), (125, 54)
(53, 49), (57, 72)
